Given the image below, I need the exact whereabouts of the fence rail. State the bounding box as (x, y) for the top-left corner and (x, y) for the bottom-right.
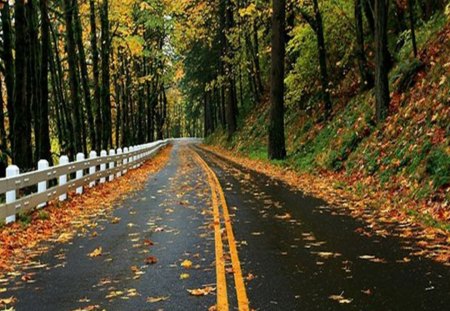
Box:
(0, 139), (171, 223)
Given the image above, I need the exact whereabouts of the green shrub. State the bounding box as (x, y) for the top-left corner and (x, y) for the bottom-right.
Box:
(426, 147), (450, 189)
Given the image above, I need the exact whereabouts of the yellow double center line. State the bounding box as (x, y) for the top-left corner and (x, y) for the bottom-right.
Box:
(191, 149), (249, 311)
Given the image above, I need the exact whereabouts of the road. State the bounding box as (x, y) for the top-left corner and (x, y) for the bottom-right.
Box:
(1, 140), (449, 310)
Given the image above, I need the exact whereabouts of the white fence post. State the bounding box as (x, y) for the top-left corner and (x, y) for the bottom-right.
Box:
(100, 150), (107, 183)
(116, 148), (122, 177)
(5, 165), (19, 224)
(123, 147), (128, 174)
(129, 146), (135, 169)
(76, 153), (85, 194)
(59, 155), (69, 201)
(89, 151), (97, 188)
(37, 160), (49, 208)
(109, 149), (115, 181)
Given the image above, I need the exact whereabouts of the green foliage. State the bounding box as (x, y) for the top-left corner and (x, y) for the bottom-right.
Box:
(426, 147), (450, 189)
(17, 212), (32, 226)
(37, 210), (51, 221)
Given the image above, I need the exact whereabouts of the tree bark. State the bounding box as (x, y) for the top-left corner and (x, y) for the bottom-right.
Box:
(74, 0), (96, 150)
(90, 0), (103, 151)
(408, 0), (418, 58)
(63, 0), (84, 155)
(311, 0), (332, 119)
(100, 0), (112, 149)
(38, 0), (53, 164)
(374, 0), (390, 122)
(13, 0), (34, 170)
(223, 0), (238, 137)
(0, 75), (7, 177)
(268, 0), (287, 160)
(355, 0), (374, 90)
(1, 4), (15, 147)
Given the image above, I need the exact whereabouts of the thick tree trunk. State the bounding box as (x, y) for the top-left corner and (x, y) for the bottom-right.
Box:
(355, 0), (374, 90)
(74, 0), (96, 150)
(64, 0), (84, 156)
(38, 0), (53, 164)
(312, 0), (332, 119)
(1, 4), (15, 146)
(268, 0), (287, 160)
(90, 0), (103, 151)
(13, 0), (33, 170)
(374, 0), (390, 122)
(223, 0), (238, 137)
(100, 0), (112, 149)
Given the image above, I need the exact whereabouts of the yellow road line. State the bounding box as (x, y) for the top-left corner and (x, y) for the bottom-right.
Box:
(192, 149), (250, 311)
(205, 162), (230, 310)
(192, 151), (229, 310)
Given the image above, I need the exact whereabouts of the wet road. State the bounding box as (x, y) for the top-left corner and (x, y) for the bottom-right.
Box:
(2, 141), (450, 310)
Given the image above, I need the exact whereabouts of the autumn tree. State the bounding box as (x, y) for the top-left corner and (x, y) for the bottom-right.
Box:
(268, 0), (287, 160)
(374, 0), (390, 122)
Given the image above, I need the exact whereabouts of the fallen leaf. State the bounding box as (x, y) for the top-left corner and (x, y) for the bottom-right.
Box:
(88, 247), (102, 257)
(180, 259), (192, 269)
(180, 273), (190, 280)
(111, 217), (121, 224)
(106, 290), (124, 299)
(187, 287), (216, 296)
(144, 239), (154, 246)
(0, 296), (17, 306)
(146, 296), (170, 303)
(359, 255), (375, 260)
(145, 256), (158, 265)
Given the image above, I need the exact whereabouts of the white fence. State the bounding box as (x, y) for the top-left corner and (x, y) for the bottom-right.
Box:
(0, 139), (171, 224)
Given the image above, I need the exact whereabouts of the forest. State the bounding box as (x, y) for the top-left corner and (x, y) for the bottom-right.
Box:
(0, 0), (449, 199)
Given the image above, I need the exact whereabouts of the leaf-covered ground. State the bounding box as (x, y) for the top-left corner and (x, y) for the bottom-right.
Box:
(0, 146), (172, 280)
(205, 21), (449, 264)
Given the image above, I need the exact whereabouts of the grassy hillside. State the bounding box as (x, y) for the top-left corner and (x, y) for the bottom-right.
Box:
(207, 16), (450, 227)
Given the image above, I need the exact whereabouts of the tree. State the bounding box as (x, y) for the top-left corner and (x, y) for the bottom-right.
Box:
(355, 0), (374, 90)
(74, 0), (96, 150)
(299, 0), (332, 119)
(90, 0), (103, 152)
(1, 3), (15, 147)
(37, 0), (52, 164)
(374, 0), (390, 122)
(268, 0), (287, 160)
(13, 0), (33, 170)
(63, 0), (84, 156)
(100, 0), (112, 149)
(408, 0), (418, 58)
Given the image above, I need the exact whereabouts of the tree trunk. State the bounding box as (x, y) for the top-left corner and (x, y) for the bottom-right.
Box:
(355, 0), (374, 90)
(13, 0), (34, 170)
(90, 0), (103, 152)
(363, 0), (375, 36)
(100, 0), (112, 150)
(312, 0), (332, 119)
(38, 0), (53, 164)
(74, 0), (96, 150)
(223, 0), (238, 137)
(0, 75), (7, 177)
(1, 4), (15, 147)
(408, 0), (418, 58)
(374, 0), (390, 122)
(64, 0), (83, 155)
(268, 0), (287, 160)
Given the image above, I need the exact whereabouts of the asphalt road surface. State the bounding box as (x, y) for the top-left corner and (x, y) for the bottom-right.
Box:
(2, 140), (450, 310)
